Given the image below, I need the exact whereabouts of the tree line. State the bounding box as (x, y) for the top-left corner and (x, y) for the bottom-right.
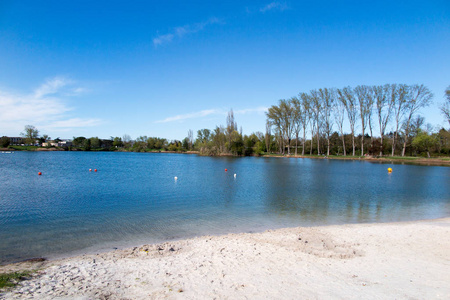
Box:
(188, 84), (450, 157)
(2, 85), (449, 157)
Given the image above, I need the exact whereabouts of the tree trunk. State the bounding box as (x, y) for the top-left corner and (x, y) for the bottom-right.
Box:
(352, 130), (355, 156)
(380, 135), (384, 156)
(302, 127), (306, 156)
(327, 134), (330, 156)
(361, 135), (364, 156)
(401, 118), (412, 157)
(391, 132), (397, 156)
(287, 138), (291, 155)
(316, 130), (320, 155)
(295, 133), (298, 156)
(342, 135), (346, 156)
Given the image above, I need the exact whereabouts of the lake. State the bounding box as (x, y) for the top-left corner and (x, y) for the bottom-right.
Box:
(0, 151), (449, 265)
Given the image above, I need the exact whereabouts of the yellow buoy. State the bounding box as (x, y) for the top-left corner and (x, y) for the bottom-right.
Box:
(388, 168), (392, 173)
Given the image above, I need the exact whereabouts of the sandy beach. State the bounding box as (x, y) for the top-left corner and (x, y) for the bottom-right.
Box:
(1, 218), (449, 299)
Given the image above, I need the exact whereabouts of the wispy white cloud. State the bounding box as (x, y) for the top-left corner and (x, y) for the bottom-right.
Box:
(152, 33), (174, 46)
(155, 106), (268, 124)
(0, 77), (102, 135)
(260, 2), (289, 13)
(155, 109), (221, 123)
(34, 77), (72, 98)
(153, 17), (222, 47)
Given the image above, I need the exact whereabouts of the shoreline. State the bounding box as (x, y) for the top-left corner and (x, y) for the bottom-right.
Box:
(262, 153), (450, 166)
(3, 148), (449, 166)
(1, 217), (449, 299)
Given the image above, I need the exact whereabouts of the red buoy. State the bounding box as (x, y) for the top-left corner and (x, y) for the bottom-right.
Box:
(38, 172), (42, 175)
(89, 169), (92, 172)
(225, 169), (228, 172)
(94, 169), (97, 172)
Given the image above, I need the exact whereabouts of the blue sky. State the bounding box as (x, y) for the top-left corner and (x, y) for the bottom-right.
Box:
(0, 1), (449, 141)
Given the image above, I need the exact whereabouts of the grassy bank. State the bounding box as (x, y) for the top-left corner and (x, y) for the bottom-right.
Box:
(262, 153), (450, 166)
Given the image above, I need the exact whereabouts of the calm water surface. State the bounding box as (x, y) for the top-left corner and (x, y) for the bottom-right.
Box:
(0, 152), (449, 264)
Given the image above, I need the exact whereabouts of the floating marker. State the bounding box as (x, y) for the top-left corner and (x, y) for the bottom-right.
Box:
(38, 172), (42, 176)
(225, 169), (228, 172)
(89, 169), (92, 172)
(174, 176), (178, 180)
(94, 169), (98, 172)
(388, 168), (392, 173)
(234, 174), (237, 178)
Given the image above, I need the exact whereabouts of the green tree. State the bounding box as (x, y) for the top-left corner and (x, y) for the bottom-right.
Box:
(113, 137), (123, 148)
(21, 125), (39, 145)
(90, 137), (101, 149)
(0, 136), (10, 147)
(83, 138), (91, 151)
(412, 129), (438, 157)
(72, 136), (86, 147)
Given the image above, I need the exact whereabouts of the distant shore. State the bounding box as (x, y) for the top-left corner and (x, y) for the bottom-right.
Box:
(2, 147), (449, 166)
(263, 153), (450, 166)
(1, 218), (449, 299)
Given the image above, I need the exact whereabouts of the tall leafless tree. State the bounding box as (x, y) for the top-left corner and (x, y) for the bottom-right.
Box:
(355, 85), (371, 156)
(391, 84), (408, 156)
(374, 84), (394, 156)
(299, 92), (311, 155)
(338, 87), (358, 156)
(318, 88), (336, 156)
(334, 95), (346, 156)
(310, 89), (322, 154)
(441, 86), (450, 126)
(290, 97), (303, 156)
(401, 84), (433, 156)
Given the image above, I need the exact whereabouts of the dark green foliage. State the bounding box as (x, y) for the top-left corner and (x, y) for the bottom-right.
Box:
(0, 136), (10, 147)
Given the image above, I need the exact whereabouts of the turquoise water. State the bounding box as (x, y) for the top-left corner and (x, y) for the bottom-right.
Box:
(0, 152), (449, 265)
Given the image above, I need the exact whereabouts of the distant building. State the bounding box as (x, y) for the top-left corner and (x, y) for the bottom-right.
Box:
(9, 137), (24, 145)
(43, 139), (72, 147)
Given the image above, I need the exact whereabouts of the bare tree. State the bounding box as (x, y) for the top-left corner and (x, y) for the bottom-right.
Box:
(318, 88), (336, 156)
(334, 95), (346, 156)
(265, 120), (271, 153)
(401, 84), (433, 156)
(366, 87), (375, 150)
(226, 109), (237, 152)
(290, 97), (302, 156)
(338, 87), (358, 156)
(310, 90), (322, 154)
(299, 92), (311, 155)
(187, 129), (194, 150)
(374, 84), (394, 156)
(391, 84), (408, 156)
(279, 99), (294, 155)
(355, 85), (371, 156)
(441, 86), (450, 126)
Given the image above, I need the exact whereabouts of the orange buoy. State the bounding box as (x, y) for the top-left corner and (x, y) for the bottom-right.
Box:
(225, 169), (228, 172)
(388, 168), (392, 173)
(38, 172), (42, 175)
(94, 169), (97, 172)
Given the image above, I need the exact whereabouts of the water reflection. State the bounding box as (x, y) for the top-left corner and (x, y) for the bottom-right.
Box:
(0, 152), (449, 264)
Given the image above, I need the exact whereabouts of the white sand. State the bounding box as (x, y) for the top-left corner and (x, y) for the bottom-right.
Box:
(1, 218), (449, 299)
